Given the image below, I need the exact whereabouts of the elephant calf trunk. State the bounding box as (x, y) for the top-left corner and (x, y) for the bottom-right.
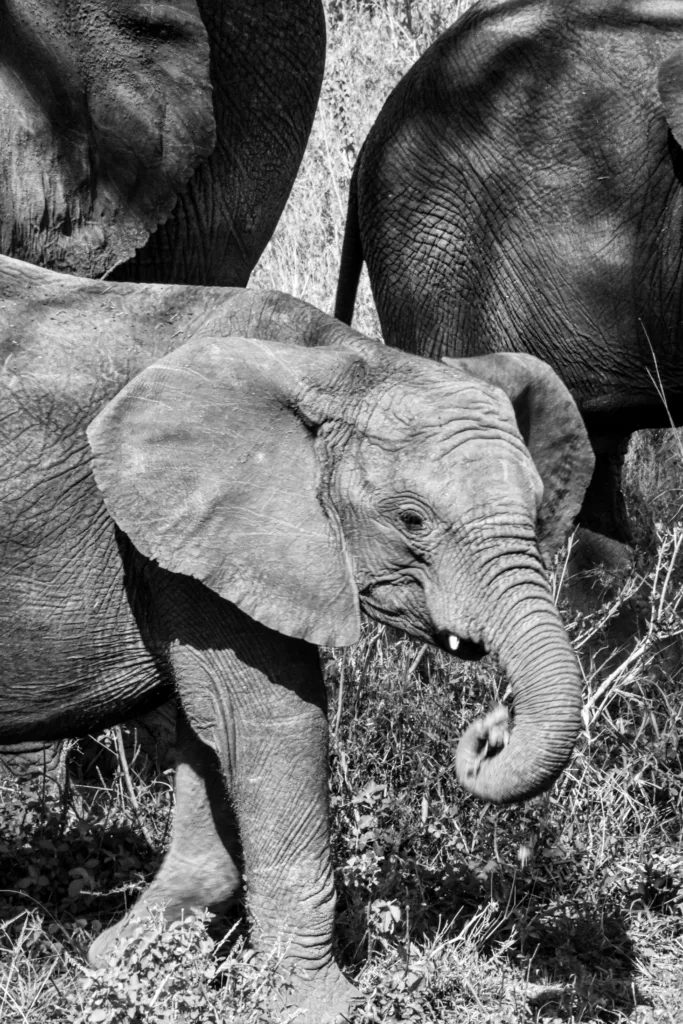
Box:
(455, 605), (583, 804)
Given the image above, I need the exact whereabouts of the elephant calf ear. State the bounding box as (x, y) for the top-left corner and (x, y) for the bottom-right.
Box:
(0, 0), (215, 277)
(659, 47), (683, 149)
(87, 336), (361, 648)
(443, 353), (595, 564)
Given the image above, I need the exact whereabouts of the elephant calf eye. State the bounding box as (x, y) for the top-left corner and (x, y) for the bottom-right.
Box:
(399, 510), (425, 532)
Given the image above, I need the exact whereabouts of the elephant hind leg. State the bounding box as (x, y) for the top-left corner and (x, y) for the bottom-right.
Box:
(0, 739), (68, 796)
(563, 434), (639, 620)
(88, 714), (241, 966)
(579, 434), (632, 544)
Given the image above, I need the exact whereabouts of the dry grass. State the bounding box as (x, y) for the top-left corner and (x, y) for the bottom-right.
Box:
(250, 0), (473, 331)
(2, 1), (683, 1021)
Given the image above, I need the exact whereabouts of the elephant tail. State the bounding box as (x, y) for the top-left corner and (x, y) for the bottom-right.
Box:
(334, 162), (363, 326)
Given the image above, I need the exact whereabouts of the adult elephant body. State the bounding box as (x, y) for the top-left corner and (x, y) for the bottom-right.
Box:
(0, 0), (325, 286)
(0, 255), (592, 1021)
(335, 0), (683, 550)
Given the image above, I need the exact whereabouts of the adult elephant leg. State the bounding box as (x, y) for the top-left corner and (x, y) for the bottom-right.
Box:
(125, 699), (179, 772)
(165, 596), (359, 1023)
(567, 433), (635, 614)
(580, 434), (632, 544)
(89, 713), (241, 965)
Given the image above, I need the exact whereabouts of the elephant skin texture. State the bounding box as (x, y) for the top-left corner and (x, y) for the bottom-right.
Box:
(0, 256), (593, 1021)
(335, 0), (683, 572)
(0, 0), (325, 286)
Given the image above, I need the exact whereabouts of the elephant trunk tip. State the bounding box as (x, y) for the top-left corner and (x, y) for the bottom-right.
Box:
(455, 699), (581, 805)
(455, 704), (515, 801)
(450, 591), (585, 804)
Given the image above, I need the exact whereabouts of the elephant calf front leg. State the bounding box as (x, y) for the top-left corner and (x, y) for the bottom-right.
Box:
(171, 627), (361, 1024)
(89, 714), (241, 965)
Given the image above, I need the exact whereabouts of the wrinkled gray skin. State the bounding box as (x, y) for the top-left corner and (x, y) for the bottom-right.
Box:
(0, 256), (592, 1022)
(0, 0), (325, 286)
(335, 0), (683, 564)
(0, 0), (325, 787)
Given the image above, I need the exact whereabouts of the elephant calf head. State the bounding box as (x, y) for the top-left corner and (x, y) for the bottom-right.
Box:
(88, 335), (593, 804)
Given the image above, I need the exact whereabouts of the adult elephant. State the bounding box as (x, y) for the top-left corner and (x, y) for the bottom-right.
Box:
(0, 0), (325, 286)
(0, 255), (592, 1022)
(335, 0), (683, 564)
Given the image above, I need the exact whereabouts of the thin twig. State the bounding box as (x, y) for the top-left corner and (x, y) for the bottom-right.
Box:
(114, 725), (139, 814)
(401, 643), (427, 691)
(408, 643), (428, 677)
(334, 659), (346, 736)
(113, 725), (156, 849)
(657, 526), (683, 622)
(553, 529), (576, 603)
(583, 639), (649, 725)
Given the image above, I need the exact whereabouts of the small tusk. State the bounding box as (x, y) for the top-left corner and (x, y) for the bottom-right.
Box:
(448, 634), (460, 652)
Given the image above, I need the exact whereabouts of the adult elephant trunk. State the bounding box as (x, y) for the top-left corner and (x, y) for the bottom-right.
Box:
(455, 573), (582, 805)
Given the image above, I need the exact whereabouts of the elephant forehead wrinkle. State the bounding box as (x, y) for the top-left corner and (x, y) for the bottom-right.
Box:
(369, 378), (518, 437)
(366, 397), (515, 447)
(431, 449), (539, 510)
(404, 427), (529, 473)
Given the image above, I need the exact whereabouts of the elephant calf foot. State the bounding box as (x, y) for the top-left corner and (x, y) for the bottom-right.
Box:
(88, 849), (241, 966)
(89, 731), (241, 967)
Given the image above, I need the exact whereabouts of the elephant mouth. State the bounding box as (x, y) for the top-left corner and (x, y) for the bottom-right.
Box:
(434, 631), (486, 661)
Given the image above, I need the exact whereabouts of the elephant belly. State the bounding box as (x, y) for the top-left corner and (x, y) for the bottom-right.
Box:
(0, 572), (168, 745)
(0, 423), (171, 743)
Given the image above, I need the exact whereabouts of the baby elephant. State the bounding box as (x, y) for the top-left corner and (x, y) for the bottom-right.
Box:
(0, 256), (592, 1022)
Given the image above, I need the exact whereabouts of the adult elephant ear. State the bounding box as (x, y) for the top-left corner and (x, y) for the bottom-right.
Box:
(658, 46), (683, 149)
(0, 0), (214, 277)
(442, 353), (594, 565)
(87, 336), (362, 649)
